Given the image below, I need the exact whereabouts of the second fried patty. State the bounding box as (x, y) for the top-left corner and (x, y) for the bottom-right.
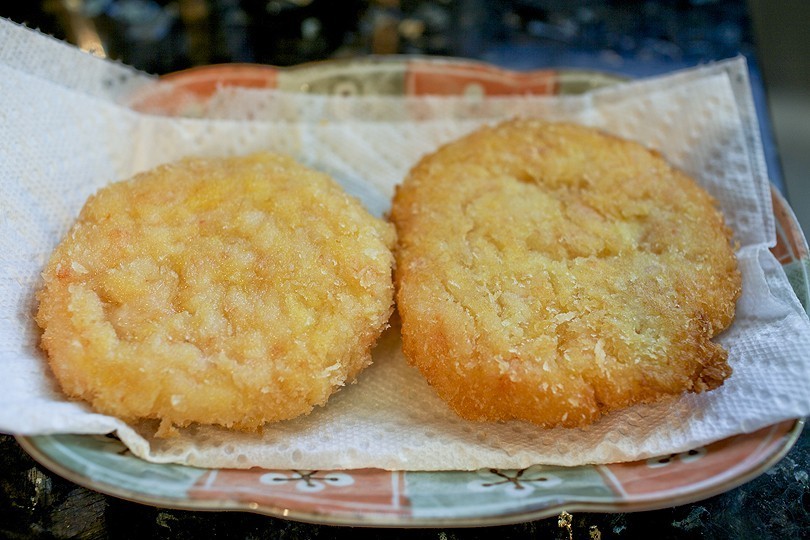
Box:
(391, 120), (741, 428)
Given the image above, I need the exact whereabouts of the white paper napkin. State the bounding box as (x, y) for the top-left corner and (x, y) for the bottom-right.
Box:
(1, 18), (808, 469)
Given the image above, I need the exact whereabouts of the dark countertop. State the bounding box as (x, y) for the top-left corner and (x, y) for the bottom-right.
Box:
(1, 1), (807, 538)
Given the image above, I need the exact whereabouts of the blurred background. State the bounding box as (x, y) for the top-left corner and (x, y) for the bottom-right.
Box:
(749, 1), (810, 236)
(1, 0), (807, 234)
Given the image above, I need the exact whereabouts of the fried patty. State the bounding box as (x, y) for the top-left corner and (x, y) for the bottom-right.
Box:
(36, 153), (396, 436)
(391, 120), (741, 428)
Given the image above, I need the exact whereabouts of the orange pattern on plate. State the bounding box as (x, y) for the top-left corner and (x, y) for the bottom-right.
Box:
(771, 189), (809, 264)
(129, 64), (278, 115)
(405, 59), (557, 96)
(188, 468), (409, 516)
(598, 420), (795, 498)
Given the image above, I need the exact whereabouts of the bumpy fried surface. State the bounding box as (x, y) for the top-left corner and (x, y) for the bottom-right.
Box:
(391, 121), (741, 428)
(37, 153), (395, 436)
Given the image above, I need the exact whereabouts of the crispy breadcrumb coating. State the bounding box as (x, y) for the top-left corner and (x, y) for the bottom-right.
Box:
(37, 153), (395, 436)
(391, 120), (741, 428)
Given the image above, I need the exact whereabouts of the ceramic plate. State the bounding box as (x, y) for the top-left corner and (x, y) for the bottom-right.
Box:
(18, 58), (809, 527)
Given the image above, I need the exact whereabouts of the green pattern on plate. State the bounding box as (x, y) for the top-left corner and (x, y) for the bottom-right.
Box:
(31, 434), (206, 499)
(406, 465), (617, 519)
(783, 258), (810, 310)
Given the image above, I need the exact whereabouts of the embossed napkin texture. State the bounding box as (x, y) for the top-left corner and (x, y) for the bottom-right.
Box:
(1, 19), (808, 469)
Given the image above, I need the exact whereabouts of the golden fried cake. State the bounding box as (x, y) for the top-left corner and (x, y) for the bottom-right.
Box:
(37, 153), (396, 436)
(391, 120), (741, 428)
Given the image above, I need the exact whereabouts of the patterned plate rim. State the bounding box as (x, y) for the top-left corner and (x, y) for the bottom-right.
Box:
(14, 418), (805, 527)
